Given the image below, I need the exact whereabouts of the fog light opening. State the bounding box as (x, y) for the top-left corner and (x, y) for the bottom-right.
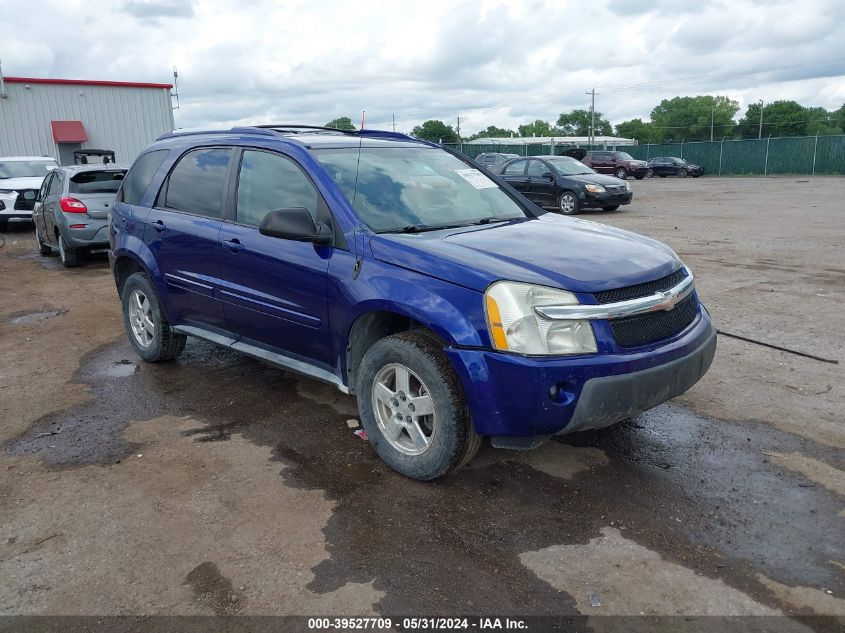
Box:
(549, 382), (576, 405)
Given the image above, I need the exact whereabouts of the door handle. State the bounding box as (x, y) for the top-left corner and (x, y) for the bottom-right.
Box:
(152, 219), (166, 232)
(223, 238), (245, 252)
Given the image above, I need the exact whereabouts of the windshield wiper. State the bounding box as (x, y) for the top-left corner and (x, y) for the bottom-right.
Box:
(380, 223), (464, 234)
(470, 216), (516, 225)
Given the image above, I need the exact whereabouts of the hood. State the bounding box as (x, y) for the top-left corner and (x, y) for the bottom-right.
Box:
(566, 173), (630, 186)
(0, 176), (46, 191)
(369, 214), (680, 294)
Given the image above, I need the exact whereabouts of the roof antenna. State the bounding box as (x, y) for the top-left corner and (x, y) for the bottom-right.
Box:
(171, 66), (180, 110)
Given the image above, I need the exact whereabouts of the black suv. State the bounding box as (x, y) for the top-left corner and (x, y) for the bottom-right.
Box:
(647, 157), (703, 178)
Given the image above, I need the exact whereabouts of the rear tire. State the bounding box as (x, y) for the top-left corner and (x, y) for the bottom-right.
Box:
(58, 234), (79, 268)
(356, 330), (480, 481)
(121, 272), (187, 362)
(558, 191), (580, 215)
(634, 174), (645, 180)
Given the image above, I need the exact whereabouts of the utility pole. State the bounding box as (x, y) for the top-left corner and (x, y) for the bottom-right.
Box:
(456, 115), (461, 140)
(586, 88), (598, 147)
(710, 105), (714, 142)
(392, 114), (396, 133)
(758, 100), (764, 140)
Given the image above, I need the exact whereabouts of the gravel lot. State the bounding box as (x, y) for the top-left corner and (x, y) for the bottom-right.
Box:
(0, 176), (843, 624)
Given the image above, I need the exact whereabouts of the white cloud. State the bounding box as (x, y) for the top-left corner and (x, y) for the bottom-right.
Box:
(2, 0), (843, 135)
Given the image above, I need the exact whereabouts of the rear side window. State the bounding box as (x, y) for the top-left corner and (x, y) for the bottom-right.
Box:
(69, 170), (126, 194)
(236, 150), (319, 226)
(502, 160), (527, 175)
(163, 148), (232, 218)
(121, 150), (168, 205)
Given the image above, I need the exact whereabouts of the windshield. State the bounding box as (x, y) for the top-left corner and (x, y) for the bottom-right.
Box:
(0, 160), (58, 179)
(545, 157), (596, 176)
(616, 152), (634, 161)
(314, 147), (528, 232)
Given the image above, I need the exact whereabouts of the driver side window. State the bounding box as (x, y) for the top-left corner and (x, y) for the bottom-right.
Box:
(236, 150), (319, 226)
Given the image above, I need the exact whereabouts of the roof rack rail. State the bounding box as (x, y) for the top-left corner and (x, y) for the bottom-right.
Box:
(255, 124), (352, 134)
(156, 126), (278, 141)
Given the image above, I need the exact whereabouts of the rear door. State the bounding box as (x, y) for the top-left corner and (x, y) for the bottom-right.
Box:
(217, 148), (333, 367)
(144, 147), (233, 331)
(525, 159), (555, 208)
(498, 159), (529, 193)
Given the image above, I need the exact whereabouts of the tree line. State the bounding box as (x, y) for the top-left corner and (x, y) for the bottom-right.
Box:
(325, 97), (845, 144)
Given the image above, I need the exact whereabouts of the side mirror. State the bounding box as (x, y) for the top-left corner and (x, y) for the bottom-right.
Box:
(259, 207), (332, 245)
(542, 171), (554, 180)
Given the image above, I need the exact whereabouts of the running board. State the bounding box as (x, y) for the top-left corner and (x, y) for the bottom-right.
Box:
(173, 325), (350, 394)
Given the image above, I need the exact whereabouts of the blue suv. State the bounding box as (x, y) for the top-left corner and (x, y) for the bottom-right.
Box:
(109, 125), (716, 480)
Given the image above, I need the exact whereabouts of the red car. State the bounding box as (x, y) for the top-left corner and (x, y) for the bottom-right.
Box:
(581, 151), (649, 180)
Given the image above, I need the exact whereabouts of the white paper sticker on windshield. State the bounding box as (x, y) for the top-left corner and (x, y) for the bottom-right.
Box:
(455, 168), (497, 189)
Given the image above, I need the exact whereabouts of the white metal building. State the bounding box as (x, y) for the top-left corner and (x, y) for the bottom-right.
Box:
(0, 74), (174, 165)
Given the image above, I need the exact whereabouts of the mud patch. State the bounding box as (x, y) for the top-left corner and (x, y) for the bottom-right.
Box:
(184, 562), (244, 615)
(521, 527), (778, 615)
(6, 307), (67, 325)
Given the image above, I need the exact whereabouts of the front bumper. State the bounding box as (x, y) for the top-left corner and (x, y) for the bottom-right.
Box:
(446, 306), (715, 439)
(582, 190), (633, 208)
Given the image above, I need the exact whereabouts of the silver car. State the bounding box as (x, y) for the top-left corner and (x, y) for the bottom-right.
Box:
(33, 164), (128, 267)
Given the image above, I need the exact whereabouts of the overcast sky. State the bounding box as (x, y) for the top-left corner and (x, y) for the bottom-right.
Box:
(3, 0), (845, 135)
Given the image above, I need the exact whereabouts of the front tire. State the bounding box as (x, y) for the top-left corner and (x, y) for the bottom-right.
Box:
(602, 205), (620, 211)
(356, 330), (480, 481)
(678, 168), (688, 178)
(58, 234), (79, 267)
(614, 168), (628, 180)
(646, 168), (654, 178)
(121, 272), (186, 362)
(558, 191), (580, 215)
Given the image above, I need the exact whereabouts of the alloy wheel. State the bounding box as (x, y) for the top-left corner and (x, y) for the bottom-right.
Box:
(128, 289), (155, 348)
(371, 363), (436, 456)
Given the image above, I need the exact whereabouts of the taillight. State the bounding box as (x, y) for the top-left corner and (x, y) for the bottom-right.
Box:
(60, 197), (87, 213)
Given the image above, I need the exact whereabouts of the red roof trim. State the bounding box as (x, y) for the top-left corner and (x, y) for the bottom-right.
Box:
(5, 76), (173, 89)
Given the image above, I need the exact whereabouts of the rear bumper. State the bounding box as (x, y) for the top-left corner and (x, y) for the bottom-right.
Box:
(446, 307), (715, 438)
(59, 218), (110, 248)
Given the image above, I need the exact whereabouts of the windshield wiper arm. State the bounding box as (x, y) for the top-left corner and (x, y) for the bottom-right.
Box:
(471, 216), (514, 225)
(380, 223), (463, 234)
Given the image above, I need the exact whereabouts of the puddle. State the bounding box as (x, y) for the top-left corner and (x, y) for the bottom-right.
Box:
(5, 338), (844, 617)
(7, 307), (68, 325)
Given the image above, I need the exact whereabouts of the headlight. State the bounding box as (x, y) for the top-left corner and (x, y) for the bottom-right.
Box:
(0, 189), (15, 194)
(484, 281), (597, 355)
(585, 184), (605, 193)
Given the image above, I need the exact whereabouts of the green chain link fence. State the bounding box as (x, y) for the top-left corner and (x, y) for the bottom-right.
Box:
(444, 134), (845, 175)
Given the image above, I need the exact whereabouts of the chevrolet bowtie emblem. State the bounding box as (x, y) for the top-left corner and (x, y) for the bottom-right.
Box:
(660, 290), (680, 311)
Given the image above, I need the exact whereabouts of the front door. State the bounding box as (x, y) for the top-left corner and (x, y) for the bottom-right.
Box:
(144, 146), (233, 331)
(217, 148), (333, 368)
